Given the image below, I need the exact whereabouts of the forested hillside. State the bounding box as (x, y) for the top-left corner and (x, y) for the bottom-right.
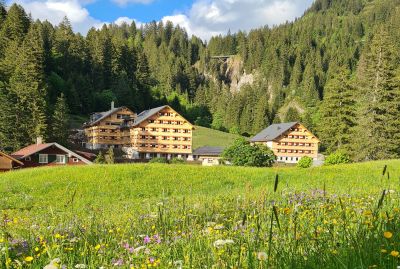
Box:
(0, 0), (399, 161)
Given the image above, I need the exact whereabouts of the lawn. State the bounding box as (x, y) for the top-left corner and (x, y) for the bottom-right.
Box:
(0, 160), (399, 268)
(192, 125), (242, 149)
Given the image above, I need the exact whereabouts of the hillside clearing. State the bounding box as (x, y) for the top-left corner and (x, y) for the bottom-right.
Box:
(192, 125), (242, 149)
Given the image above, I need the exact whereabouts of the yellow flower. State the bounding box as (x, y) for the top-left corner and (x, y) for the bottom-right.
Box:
(390, 250), (399, 257)
(94, 244), (101, 251)
(25, 256), (34, 262)
(384, 231), (393, 239)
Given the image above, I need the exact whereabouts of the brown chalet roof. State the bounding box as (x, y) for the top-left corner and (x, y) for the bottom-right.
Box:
(0, 151), (24, 165)
(12, 143), (93, 164)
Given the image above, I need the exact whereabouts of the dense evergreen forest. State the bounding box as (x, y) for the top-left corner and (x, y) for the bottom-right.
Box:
(0, 0), (399, 161)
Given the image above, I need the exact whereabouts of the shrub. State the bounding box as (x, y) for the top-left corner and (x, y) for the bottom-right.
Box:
(222, 138), (275, 167)
(149, 157), (168, 164)
(170, 157), (185, 164)
(94, 151), (105, 164)
(297, 156), (313, 168)
(325, 152), (351, 165)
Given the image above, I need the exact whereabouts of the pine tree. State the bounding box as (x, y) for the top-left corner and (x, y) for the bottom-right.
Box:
(8, 22), (48, 146)
(317, 67), (356, 154)
(252, 94), (270, 133)
(352, 27), (400, 160)
(285, 107), (301, 122)
(50, 94), (69, 145)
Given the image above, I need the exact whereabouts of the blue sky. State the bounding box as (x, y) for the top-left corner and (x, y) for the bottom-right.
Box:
(11, 0), (314, 40)
(86, 0), (193, 23)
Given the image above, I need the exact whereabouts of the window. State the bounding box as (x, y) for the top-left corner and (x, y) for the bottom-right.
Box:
(25, 156), (31, 161)
(39, 154), (48, 164)
(73, 158), (79, 163)
(56, 155), (66, 164)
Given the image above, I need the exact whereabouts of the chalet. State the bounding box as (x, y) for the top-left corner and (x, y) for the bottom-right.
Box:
(250, 122), (320, 164)
(192, 146), (224, 166)
(84, 103), (194, 160)
(0, 151), (23, 172)
(11, 139), (93, 168)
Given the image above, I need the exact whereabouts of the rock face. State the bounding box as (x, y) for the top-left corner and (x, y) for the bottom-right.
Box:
(219, 56), (255, 93)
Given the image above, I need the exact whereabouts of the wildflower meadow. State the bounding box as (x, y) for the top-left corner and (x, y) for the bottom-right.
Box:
(0, 161), (399, 268)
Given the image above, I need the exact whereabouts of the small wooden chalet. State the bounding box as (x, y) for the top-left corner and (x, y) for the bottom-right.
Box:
(0, 151), (24, 172)
(12, 139), (93, 168)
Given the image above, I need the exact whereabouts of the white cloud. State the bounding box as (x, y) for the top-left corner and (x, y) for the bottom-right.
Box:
(112, 0), (153, 7)
(161, 0), (315, 40)
(13, 0), (103, 33)
(10, 0), (314, 40)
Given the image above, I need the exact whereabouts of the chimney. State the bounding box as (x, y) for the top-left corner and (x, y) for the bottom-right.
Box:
(111, 101), (115, 110)
(36, 136), (43, 145)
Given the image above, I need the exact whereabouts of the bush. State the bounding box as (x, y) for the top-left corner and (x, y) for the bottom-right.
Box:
(297, 156), (313, 168)
(149, 157), (168, 164)
(170, 157), (185, 164)
(222, 138), (275, 167)
(325, 152), (351, 165)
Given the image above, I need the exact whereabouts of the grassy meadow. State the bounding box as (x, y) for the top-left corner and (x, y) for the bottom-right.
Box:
(0, 160), (399, 268)
(192, 126), (242, 149)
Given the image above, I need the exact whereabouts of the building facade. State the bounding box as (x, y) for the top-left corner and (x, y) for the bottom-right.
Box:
(84, 104), (194, 160)
(0, 151), (23, 172)
(192, 146), (224, 166)
(11, 141), (93, 168)
(250, 122), (320, 164)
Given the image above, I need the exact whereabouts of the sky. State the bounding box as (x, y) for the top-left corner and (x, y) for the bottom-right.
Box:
(9, 0), (315, 40)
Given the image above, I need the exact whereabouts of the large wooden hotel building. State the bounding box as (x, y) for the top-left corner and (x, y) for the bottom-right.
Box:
(250, 122), (320, 164)
(84, 103), (194, 159)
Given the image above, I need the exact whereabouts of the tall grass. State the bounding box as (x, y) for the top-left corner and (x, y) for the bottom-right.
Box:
(0, 160), (399, 268)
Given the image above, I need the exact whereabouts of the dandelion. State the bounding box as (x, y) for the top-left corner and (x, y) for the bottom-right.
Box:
(384, 231), (393, 239)
(95, 244), (101, 251)
(257, 252), (267, 261)
(25, 256), (34, 262)
(390, 250), (399, 257)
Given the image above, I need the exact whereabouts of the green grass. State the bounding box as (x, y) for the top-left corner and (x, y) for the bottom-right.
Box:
(192, 125), (242, 149)
(0, 160), (399, 268)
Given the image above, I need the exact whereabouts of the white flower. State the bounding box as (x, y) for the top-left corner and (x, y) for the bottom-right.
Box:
(44, 265), (58, 269)
(133, 246), (146, 253)
(44, 258), (62, 269)
(75, 264), (87, 269)
(213, 224), (225, 230)
(257, 251), (267, 261)
(213, 239), (234, 248)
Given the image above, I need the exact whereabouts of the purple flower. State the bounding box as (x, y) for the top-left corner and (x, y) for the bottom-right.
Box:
(112, 258), (124, 266)
(143, 236), (151, 244)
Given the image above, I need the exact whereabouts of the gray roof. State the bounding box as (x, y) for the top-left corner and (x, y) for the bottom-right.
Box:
(250, 122), (298, 142)
(85, 107), (127, 127)
(193, 146), (224, 156)
(133, 105), (169, 126)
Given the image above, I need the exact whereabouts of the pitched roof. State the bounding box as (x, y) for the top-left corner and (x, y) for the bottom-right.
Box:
(12, 143), (93, 164)
(0, 151), (24, 165)
(133, 105), (169, 126)
(85, 106), (128, 127)
(193, 146), (224, 156)
(250, 122), (298, 142)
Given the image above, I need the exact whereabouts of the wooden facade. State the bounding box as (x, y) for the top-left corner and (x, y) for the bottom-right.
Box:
(11, 143), (93, 168)
(84, 106), (137, 149)
(251, 122), (320, 164)
(84, 105), (194, 159)
(0, 151), (23, 172)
